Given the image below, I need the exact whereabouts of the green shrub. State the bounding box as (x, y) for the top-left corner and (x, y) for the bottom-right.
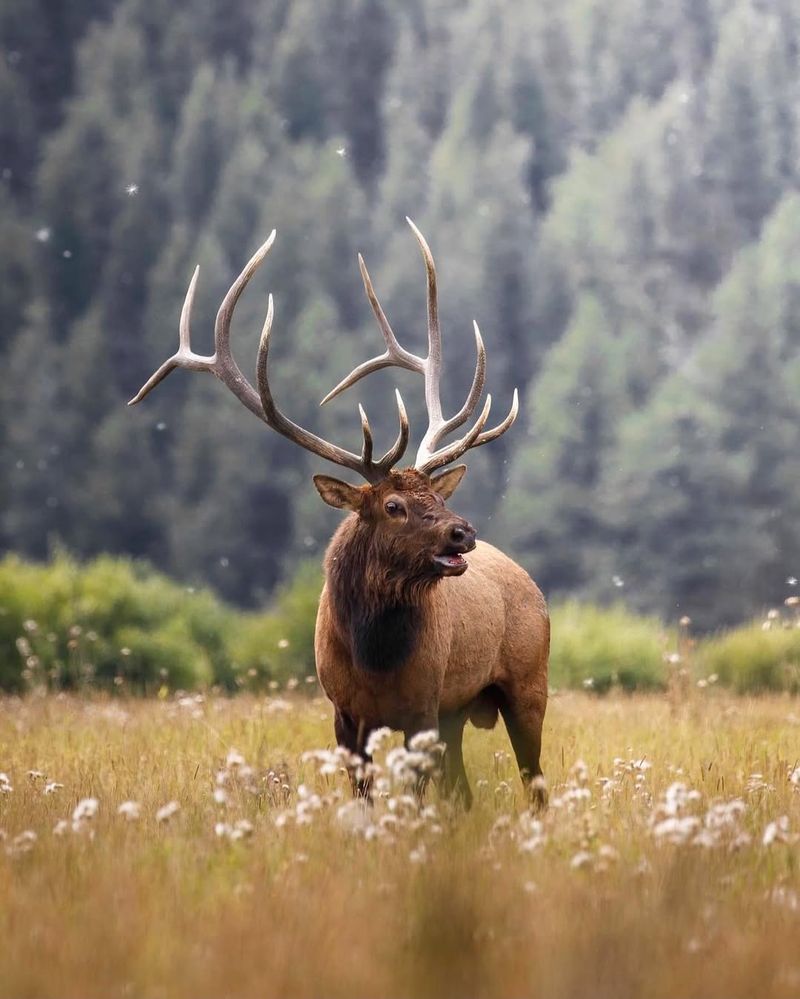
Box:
(697, 621), (800, 694)
(549, 601), (669, 693)
(0, 553), (233, 693)
(231, 562), (322, 688)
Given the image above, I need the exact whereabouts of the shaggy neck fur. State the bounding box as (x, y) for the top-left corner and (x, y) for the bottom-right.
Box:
(325, 515), (438, 674)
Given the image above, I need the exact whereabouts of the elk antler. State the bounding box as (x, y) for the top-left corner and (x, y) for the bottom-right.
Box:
(128, 233), (409, 484)
(320, 218), (518, 475)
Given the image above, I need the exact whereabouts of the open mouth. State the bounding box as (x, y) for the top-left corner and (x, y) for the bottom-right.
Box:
(432, 552), (469, 575)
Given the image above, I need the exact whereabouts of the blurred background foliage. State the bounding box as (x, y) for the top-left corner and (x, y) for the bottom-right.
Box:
(1, 0), (799, 648)
(2, 553), (798, 695)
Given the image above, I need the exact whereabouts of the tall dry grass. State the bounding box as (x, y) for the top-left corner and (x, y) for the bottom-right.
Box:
(1, 690), (799, 999)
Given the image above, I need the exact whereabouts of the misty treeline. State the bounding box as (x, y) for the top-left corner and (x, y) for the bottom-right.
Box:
(1, 0), (799, 629)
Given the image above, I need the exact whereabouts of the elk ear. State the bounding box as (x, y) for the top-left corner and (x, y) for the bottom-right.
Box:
(429, 464), (467, 499)
(313, 475), (363, 511)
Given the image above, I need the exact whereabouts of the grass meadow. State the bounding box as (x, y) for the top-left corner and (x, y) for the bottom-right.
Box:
(1, 688), (799, 999)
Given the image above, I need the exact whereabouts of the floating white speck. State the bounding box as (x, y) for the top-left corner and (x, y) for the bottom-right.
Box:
(125, 183), (139, 196)
(35, 227), (51, 243)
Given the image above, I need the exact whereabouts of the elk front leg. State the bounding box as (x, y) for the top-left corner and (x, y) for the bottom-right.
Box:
(334, 711), (373, 799)
(437, 711), (473, 809)
(403, 711), (441, 801)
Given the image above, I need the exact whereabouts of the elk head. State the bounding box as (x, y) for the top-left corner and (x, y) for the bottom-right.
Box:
(129, 219), (518, 576)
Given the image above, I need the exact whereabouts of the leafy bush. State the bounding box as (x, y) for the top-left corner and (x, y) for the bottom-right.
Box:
(549, 601), (669, 693)
(231, 562), (323, 688)
(696, 620), (800, 694)
(0, 554), (230, 693)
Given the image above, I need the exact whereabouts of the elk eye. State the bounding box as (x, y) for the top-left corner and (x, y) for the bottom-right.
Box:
(385, 501), (401, 515)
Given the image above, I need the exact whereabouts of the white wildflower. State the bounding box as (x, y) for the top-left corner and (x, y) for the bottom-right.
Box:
(44, 781), (64, 795)
(769, 887), (800, 912)
(762, 815), (793, 846)
(652, 816), (701, 844)
(570, 759), (589, 784)
(72, 797), (99, 824)
(117, 801), (141, 821)
(155, 800), (180, 824)
(336, 800), (372, 834)
(408, 730), (440, 752)
(231, 819), (254, 841)
(409, 844), (427, 864)
(216, 818), (254, 841)
(746, 773), (773, 794)
(365, 727), (393, 757)
(7, 830), (37, 856)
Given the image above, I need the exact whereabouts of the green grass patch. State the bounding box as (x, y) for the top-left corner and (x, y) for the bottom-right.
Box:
(697, 619), (800, 694)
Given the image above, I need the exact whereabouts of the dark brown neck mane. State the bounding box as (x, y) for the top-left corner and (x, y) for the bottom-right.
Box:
(325, 515), (437, 673)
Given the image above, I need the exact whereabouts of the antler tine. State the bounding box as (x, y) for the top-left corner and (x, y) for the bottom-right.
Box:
(375, 389), (410, 475)
(127, 265), (206, 406)
(418, 388), (520, 475)
(128, 235), (277, 422)
(418, 394), (493, 475)
(257, 295), (410, 483)
(406, 221), (520, 471)
(358, 404), (373, 467)
(406, 217), (446, 455)
(319, 254), (424, 407)
(422, 320), (487, 456)
(320, 219), (519, 475)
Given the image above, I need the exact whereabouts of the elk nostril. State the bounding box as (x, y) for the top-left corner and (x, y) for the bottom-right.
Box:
(451, 525), (466, 543)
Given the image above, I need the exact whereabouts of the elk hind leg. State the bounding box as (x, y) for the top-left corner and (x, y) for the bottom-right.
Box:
(498, 688), (547, 810)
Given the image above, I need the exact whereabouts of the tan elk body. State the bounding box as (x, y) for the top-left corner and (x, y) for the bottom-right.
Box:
(131, 220), (549, 806)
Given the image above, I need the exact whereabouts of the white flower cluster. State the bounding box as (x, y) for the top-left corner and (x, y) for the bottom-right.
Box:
(270, 733), (447, 861)
(649, 783), (752, 850)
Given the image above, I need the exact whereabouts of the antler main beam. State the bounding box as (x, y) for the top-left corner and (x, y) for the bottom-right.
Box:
(321, 218), (519, 475)
(129, 232), (409, 484)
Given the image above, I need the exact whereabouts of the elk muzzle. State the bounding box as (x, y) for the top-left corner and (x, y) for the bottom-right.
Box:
(432, 520), (476, 576)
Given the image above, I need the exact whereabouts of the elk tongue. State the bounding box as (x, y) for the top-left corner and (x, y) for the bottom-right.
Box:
(433, 553), (466, 568)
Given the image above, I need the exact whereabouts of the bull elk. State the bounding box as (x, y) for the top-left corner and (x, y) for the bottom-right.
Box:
(130, 220), (549, 808)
